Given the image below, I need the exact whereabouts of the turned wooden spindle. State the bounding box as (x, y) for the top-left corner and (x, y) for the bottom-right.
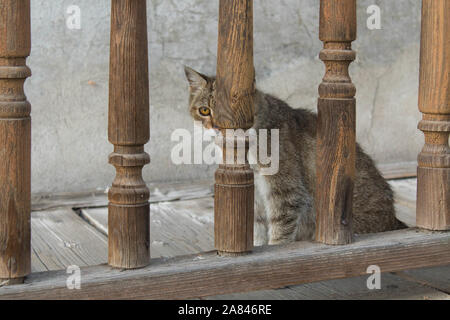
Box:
(108, 0), (150, 268)
(416, 0), (449, 230)
(315, 0), (356, 245)
(0, 0), (31, 283)
(214, 0), (255, 255)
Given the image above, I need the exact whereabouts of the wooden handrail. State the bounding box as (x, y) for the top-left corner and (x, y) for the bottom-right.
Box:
(214, 0), (255, 255)
(416, 0), (449, 230)
(108, 0), (151, 269)
(0, 229), (449, 299)
(0, 0), (32, 284)
(315, 0), (357, 244)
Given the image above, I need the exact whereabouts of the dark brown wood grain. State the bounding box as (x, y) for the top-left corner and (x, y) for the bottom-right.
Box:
(215, 0), (255, 130)
(416, 0), (449, 231)
(108, 0), (151, 268)
(214, 0), (255, 255)
(215, 161), (254, 255)
(0, 229), (448, 300)
(315, 0), (357, 245)
(0, 0), (31, 283)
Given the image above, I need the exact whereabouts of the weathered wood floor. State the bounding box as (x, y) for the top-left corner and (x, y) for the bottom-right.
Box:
(21, 176), (450, 299)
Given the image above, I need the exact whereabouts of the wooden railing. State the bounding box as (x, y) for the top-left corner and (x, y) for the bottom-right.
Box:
(214, 0), (255, 256)
(416, 0), (449, 230)
(107, 0), (151, 269)
(316, 0), (356, 245)
(0, 0), (448, 298)
(0, 0), (32, 284)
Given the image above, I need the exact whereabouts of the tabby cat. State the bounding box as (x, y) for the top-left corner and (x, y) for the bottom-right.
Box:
(185, 66), (405, 245)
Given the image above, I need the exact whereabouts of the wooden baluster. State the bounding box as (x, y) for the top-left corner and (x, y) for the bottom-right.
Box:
(214, 0), (255, 255)
(416, 0), (449, 230)
(315, 0), (356, 245)
(108, 0), (150, 268)
(0, 0), (31, 284)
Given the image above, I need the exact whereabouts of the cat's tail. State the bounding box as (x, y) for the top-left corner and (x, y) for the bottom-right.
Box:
(394, 218), (409, 230)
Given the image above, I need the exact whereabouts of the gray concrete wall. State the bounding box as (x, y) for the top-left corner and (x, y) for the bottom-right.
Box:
(27, 0), (423, 193)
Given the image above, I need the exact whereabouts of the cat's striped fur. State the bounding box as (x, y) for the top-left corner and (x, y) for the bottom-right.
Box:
(185, 66), (405, 245)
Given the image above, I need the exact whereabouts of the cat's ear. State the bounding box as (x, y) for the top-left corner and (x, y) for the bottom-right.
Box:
(184, 66), (208, 91)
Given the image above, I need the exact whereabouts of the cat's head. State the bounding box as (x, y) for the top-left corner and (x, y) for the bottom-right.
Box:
(184, 66), (217, 130)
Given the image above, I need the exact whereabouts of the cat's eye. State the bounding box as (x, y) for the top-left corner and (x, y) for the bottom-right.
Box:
(198, 107), (211, 116)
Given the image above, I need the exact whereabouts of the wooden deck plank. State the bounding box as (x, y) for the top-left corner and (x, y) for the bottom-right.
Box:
(31, 248), (48, 273)
(31, 168), (411, 212)
(395, 265), (450, 293)
(32, 180), (213, 211)
(389, 178), (417, 227)
(1, 228), (448, 299)
(389, 178), (417, 204)
(208, 271), (450, 300)
(79, 180), (415, 253)
(79, 197), (215, 258)
(378, 162), (417, 180)
(394, 203), (416, 228)
(31, 208), (107, 272)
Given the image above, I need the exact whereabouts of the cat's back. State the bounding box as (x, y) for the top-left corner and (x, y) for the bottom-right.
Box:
(256, 91), (402, 234)
(259, 93), (317, 136)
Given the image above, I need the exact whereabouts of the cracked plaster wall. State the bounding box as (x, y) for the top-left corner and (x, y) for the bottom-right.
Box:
(27, 0), (423, 193)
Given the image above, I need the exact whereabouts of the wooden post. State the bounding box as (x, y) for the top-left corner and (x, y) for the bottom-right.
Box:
(108, 0), (150, 268)
(0, 0), (31, 283)
(416, 0), (449, 230)
(214, 0), (255, 255)
(315, 0), (356, 245)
